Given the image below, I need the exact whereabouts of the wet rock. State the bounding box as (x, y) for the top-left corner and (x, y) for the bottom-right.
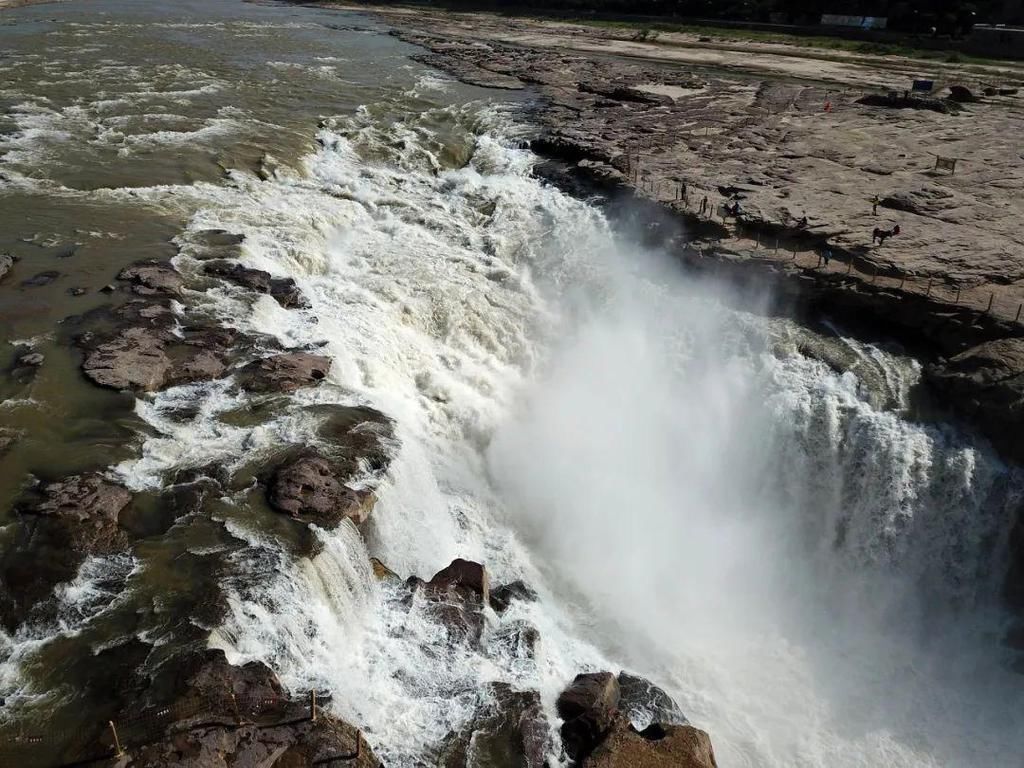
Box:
(584, 717), (717, 768)
(193, 229), (245, 247)
(557, 672), (621, 761)
(925, 338), (1024, 482)
(617, 672), (687, 730)
(0, 252), (14, 282)
(80, 314), (233, 392)
(370, 557), (399, 581)
(0, 474), (132, 631)
(118, 260), (184, 296)
(412, 559), (490, 643)
(82, 326), (172, 391)
(427, 558), (490, 605)
(237, 351), (331, 393)
(268, 453), (375, 527)
(18, 350), (44, 367)
(68, 286), (88, 296)
(21, 269), (60, 287)
(205, 261), (308, 309)
(440, 682), (550, 768)
(100, 650), (381, 768)
(490, 579), (538, 614)
(492, 620), (541, 661)
(99, 283), (117, 294)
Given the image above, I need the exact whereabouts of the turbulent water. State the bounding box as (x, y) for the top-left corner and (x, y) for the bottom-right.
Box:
(2, 2), (1024, 767)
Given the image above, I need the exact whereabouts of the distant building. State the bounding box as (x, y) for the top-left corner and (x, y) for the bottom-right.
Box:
(966, 24), (1024, 57)
(820, 14), (888, 30)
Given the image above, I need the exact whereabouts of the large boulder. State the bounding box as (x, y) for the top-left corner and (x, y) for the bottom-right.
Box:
(557, 672), (621, 761)
(584, 717), (717, 768)
(617, 672), (687, 730)
(81, 326), (231, 392)
(237, 352), (331, 394)
(412, 559), (490, 642)
(268, 454), (375, 527)
(0, 475), (133, 630)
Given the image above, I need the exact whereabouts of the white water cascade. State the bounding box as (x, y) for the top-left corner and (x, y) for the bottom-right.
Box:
(110, 93), (1024, 767)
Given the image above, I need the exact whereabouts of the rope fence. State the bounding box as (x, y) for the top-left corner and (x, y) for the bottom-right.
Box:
(0, 689), (362, 768)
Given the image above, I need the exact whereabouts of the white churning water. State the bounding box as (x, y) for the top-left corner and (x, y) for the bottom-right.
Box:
(77, 94), (1024, 766)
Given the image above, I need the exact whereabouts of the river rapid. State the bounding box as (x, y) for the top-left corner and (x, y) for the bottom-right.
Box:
(1, 2), (1024, 766)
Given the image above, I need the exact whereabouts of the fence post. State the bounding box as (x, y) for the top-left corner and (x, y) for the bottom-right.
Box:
(109, 721), (124, 757)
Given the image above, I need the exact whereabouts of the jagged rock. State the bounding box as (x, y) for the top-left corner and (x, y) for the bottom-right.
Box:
(96, 650), (381, 768)
(21, 269), (60, 287)
(205, 261), (307, 308)
(268, 454), (375, 527)
(427, 558), (490, 605)
(492, 620), (541, 660)
(490, 580), (537, 614)
(118, 260), (184, 296)
(584, 717), (717, 768)
(440, 683), (550, 768)
(0, 474), (132, 631)
(237, 352), (331, 393)
(0, 252), (14, 282)
(68, 286), (88, 296)
(617, 672), (687, 730)
(557, 672), (621, 761)
(370, 557), (399, 581)
(413, 559), (490, 642)
(856, 92), (956, 114)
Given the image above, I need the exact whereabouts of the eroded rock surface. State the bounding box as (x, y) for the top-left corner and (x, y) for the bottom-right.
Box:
(237, 352), (331, 393)
(268, 453), (375, 527)
(0, 474), (133, 630)
(204, 261), (307, 308)
(119, 260), (184, 297)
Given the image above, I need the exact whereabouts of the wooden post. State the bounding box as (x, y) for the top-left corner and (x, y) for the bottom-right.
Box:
(311, 690), (318, 722)
(986, 293), (994, 314)
(109, 721), (124, 757)
(1017, 303), (1022, 322)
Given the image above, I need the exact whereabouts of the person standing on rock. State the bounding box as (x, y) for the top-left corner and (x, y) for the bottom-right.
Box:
(872, 195), (879, 215)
